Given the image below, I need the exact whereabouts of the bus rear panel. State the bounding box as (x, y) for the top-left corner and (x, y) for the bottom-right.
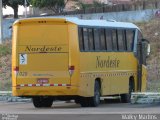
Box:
(12, 18), (77, 96)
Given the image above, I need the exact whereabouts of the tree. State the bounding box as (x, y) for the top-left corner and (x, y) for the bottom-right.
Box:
(76, 0), (104, 10)
(93, 1), (105, 8)
(30, 0), (70, 14)
(2, 0), (29, 18)
(76, 1), (92, 10)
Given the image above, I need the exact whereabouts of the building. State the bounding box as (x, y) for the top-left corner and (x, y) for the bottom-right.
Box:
(80, 0), (109, 4)
(108, 0), (135, 4)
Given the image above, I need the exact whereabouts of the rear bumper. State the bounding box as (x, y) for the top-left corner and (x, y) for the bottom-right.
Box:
(12, 86), (78, 97)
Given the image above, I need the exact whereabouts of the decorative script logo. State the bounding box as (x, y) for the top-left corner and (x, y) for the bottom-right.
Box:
(25, 45), (62, 52)
(96, 56), (120, 68)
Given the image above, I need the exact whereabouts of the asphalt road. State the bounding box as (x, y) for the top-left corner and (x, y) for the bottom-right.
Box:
(0, 101), (160, 120)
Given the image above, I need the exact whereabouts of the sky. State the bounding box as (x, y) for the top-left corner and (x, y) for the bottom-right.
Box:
(3, 6), (25, 15)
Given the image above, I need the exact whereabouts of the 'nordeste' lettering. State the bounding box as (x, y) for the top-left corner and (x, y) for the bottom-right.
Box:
(96, 56), (120, 68)
(25, 45), (62, 52)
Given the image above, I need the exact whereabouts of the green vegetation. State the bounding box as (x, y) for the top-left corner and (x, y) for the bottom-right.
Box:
(0, 41), (11, 57)
(76, 0), (104, 10)
(29, 0), (78, 14)
(136, 18), (160, 91)
(0, 41), (12, 91)
(2, 0), (29, 18)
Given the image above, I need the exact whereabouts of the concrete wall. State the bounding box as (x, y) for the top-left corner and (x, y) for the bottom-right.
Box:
(2, 9), (160, 40)
(62, 9), (159, 22)
(3, 19), (16, 40)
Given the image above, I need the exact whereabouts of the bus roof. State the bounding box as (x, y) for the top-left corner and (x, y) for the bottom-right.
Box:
(66, 18), (139, 29)
(14, 17), (139, 29)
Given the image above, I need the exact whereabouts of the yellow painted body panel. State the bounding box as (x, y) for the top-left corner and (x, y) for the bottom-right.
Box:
(79, 53), (137, 96)
(12, 18), (147, 97)
(12, 86), (78, 96)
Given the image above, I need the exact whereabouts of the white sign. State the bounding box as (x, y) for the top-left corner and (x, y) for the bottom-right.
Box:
(19, 54), (27, 65)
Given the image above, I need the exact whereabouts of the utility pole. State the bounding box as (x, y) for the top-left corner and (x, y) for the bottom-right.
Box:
(24, 0), (27, 18)
(0, 0), (3, 44)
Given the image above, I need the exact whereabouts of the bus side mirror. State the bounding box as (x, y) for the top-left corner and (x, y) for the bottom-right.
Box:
(142, 39), (150, 57)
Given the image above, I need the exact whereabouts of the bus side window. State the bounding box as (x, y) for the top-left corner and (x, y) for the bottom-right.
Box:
(112, 29), (118, 51)
(88, 28), (95, 51)
(105, 29), (113, 51)
(117, 29), (125, 51)
(138, 31), (143, 42)
(94, 29), (100, 51)
(100, 29), (107, 51)
(78, 28), (84, 51)
(126, 30), (135, 51)
(83, 28), (89, 51)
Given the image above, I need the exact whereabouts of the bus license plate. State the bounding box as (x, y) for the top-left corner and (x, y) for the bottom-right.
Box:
(37, 78), (49, 84)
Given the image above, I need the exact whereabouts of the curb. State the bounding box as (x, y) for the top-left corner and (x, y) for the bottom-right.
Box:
(0, 91), (31, 102)
(131, 92), (160, 104)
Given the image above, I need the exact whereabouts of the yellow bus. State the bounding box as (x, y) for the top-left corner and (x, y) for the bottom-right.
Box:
(12, 17), (150, 107)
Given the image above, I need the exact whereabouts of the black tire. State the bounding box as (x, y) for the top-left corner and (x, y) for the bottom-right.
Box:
(42, 97), (54, 107)
(32, 97), (53, 108)
(79, 97), (90, 107)
(120, 94), (130, 103)
(75, 98), (81, 104)
(90, 81), (100, 107)
(121, 80), (134, 103)
(79, 81), (100, 107)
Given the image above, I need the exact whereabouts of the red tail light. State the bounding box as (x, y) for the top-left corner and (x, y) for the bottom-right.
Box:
(69, 66), (75, 70)
(14, 66), (19, 72)
(69, 66), (75, 76)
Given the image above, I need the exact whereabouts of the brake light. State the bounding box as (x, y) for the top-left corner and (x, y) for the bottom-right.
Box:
(13, 66), (19, 76)
(69, 66), (75, 76)
(69, 66), (75, 71)
(14, 66), (19, 72)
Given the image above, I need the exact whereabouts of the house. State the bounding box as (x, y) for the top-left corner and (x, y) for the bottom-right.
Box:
(108, 0), (135, 4)
(79, 0), (109, 4)
(65, 0), (109, 11)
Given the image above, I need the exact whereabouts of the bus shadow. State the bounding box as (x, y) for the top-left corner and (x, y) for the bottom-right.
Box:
(51, 99), (122, 109)
(101, 99), (121, 104)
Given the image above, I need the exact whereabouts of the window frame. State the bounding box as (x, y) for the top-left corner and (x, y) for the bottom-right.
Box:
(78, 26), (136, 52)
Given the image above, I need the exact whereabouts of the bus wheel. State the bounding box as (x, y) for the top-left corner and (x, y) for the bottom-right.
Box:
(75, 97), (81, 104)
(79, 97), (90, 107)
(90, 80), (100, 107)
(121, 80), (134, 103)
(32, 97), (53, 108)
(42, 97), (54, 107)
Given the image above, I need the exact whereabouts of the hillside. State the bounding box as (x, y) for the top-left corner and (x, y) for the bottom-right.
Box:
(0, 41), (12, 91)
(136, 18), (160, 91)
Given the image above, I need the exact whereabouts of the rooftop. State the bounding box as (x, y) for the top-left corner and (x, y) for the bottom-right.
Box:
(14, 17), (139, 29)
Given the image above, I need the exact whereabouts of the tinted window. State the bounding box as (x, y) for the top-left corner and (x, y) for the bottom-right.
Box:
(99, 29), (107, 50)
(138, 31), (143, 42)
(112, 29), (118, 51)
(94, 29), (100, 51)
(88, 28), (95, 51)
(117, 30), (125, 51)
(126, 30), (135, 51)
(78, 27), (135, 52)
(83, 28), (89, 51)
(78, 28), (84, 51)
(105, 29), (113, 51)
